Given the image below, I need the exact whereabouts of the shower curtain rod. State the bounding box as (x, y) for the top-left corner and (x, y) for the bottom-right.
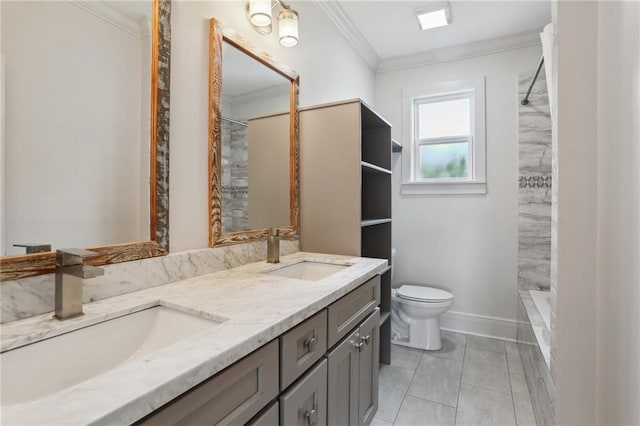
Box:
(521, 55), (545, 106)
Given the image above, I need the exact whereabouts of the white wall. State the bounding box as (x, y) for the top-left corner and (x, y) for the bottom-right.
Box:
(169, 0), (375, 252)
(375, 45), (541, 335)
(596, 2), (640, 422)
(1, 1), (146, 255)
(555, 2), (640, 424)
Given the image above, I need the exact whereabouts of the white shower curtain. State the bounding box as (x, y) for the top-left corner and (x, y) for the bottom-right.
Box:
(540, 22), (556, 117)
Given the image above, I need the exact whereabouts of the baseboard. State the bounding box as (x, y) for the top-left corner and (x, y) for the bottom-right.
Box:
(440, 310), (518, 341)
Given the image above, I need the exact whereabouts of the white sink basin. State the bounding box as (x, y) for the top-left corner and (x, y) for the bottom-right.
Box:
(266, 261), (349, 281)
(1, 306), (223, 406)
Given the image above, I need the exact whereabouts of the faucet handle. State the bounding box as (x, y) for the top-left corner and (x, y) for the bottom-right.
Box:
(56, 248), (99, 266)
(13, 243), (51, 254)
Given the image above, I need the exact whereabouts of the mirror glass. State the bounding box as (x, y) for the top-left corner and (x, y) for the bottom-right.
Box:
(1, 1), (153, 256)
(220, 41), (291, 234)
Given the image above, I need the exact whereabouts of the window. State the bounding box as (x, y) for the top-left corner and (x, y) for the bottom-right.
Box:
(401, 78), (486, 195)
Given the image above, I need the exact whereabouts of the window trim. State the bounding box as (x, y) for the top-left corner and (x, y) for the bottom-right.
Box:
(401, 77), (486, 195)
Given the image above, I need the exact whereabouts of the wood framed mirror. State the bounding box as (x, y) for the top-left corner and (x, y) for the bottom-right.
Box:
(209, 18), (299, 247)
(0, 0), (171, 281)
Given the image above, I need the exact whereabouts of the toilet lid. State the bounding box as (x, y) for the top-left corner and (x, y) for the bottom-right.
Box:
(397, 285), (453, 302)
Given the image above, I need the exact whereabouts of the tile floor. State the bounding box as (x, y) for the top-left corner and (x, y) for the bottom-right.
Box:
(373, 332), (536, 426)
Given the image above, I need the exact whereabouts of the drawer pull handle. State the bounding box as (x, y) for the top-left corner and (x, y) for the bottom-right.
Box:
(305, 408), (318, 426)
(303, 334), (317, 349)
(361, 334), (371, 345)
(355, 341), (365, 352)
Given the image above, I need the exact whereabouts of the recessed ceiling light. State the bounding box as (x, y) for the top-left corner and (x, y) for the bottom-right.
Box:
(415, 2), (452, 31)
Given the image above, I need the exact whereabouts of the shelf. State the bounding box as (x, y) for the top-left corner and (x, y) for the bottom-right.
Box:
(379, 265), (392, 275)
(361, 161), (392, 175)
(380, 311), (391, 325)
(361, 218), (391, 227)
(392, 139), (403, 153)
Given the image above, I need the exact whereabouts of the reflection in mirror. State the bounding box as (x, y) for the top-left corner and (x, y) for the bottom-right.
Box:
(0, 0), (170, 281)
(220, 42), (291, 233)
(209, 18), (299, 248)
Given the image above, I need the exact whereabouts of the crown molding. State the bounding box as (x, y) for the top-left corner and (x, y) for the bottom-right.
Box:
(378, 30), (543, 74)
(67, 1), (142, 39)
(313, 0), (380, 72)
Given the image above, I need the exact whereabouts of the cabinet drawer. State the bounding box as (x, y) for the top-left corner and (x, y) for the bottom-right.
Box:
(247, 401), (279, 426)
(138, 340), (278, 426)
(280, 310), (327, 390)
(280, 359), (328, 426)
(327, 275), (380, 347)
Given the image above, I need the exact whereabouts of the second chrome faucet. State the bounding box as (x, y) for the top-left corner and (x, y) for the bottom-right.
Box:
(54, 248), (104, 320)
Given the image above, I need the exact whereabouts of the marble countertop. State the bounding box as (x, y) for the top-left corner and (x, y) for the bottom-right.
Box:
(1, 252), (387, 425)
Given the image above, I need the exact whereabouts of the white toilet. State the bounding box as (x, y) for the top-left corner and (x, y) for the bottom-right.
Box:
(391, 285), (454, 351)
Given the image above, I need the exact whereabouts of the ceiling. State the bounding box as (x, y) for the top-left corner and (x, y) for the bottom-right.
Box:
(334, 1), (551, 60)
(102, 1), (151, 21)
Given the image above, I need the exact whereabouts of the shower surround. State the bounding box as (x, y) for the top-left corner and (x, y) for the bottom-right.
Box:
(516, 70), (556, 425)
(221, 118), (249, 232)
(518, 71), (552, 291)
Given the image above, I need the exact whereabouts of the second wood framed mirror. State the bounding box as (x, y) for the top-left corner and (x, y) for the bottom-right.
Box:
(0, 0), (171, 281)
(208, 18), (299, 247)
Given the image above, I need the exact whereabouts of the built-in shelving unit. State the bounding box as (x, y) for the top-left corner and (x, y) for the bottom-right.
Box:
(361, 219), (392, 227)
(392, 139), (403, 153)
(300, 99), (393, 365)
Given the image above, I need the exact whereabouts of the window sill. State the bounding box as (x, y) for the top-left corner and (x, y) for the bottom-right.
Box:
(400, 180), (487, 195)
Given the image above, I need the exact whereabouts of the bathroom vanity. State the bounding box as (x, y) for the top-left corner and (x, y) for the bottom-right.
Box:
(0, 252), (387, 425)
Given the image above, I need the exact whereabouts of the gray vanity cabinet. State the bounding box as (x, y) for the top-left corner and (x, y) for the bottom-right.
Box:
(326, 328), (360, 426)
(247, 401), (279, 426)
(327, 275), (380, 347)
(326, 309), (380, 426)
(357, 310), (380, 426)
(137, 340), (279, 426)
(280, 310), (327, 390)
(280, 359), (328, 426)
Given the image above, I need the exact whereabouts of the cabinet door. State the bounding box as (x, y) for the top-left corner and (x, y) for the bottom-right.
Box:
(358, 309), (380, 426)
(326, 328), (360, 426)
(137, 340), (278, 426)
(280, 359), (327, 426)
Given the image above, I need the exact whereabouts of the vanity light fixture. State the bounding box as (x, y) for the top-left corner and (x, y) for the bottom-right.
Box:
(246, 0), (299, 47)
(415, 2), (451, 31)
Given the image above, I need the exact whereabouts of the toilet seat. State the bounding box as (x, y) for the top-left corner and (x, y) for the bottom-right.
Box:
(397, 285), (453, 303)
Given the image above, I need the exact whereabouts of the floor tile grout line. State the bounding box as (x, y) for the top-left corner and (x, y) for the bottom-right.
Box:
(453, 334), (467, 425)
(505, 340), (519, 425)
(391, 352), (423, 425)
(401, 392), (459, 410)
(459, 380), (515, 397)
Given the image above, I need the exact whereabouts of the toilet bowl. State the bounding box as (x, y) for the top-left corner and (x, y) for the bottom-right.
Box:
(391, 284), (453, 351)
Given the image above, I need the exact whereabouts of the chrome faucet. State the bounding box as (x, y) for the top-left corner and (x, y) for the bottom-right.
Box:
(267, 228), (280, 263)
(54, 249), (104, 320)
